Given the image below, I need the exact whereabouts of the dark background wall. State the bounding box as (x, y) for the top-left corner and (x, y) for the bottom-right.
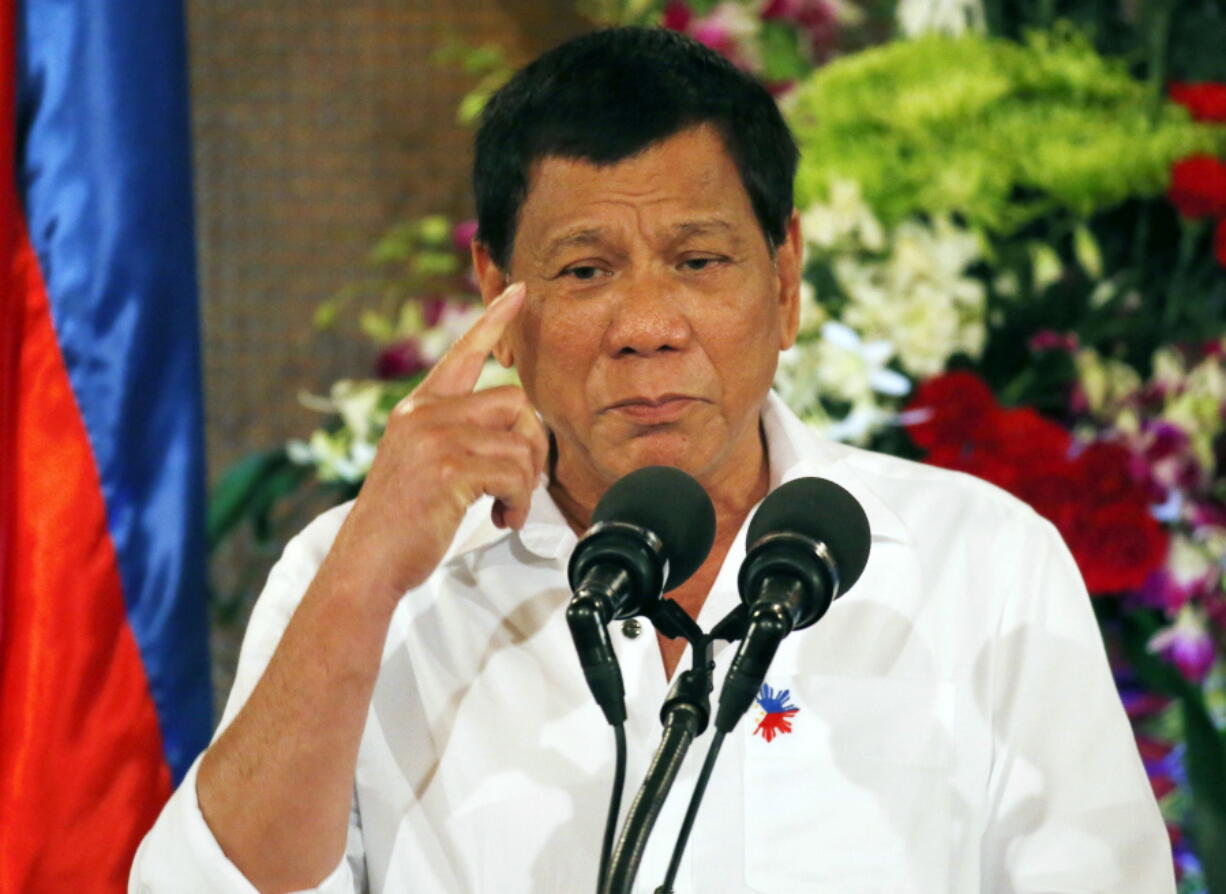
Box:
(190, 0), (584, 475)
(188, 0), (586, 710)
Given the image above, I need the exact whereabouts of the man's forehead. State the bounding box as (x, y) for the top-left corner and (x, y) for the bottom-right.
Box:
(510, 126), (761, 263)
(543, 217), (737, 247)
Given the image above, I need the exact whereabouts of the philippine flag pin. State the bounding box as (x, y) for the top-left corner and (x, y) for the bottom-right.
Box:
(752, 683), (799, 743)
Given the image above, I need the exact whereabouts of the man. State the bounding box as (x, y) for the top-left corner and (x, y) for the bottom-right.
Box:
(131, 27), (1172, 894)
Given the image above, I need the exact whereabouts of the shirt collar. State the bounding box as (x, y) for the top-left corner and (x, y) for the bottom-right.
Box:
(447, 389), (909, 568)
(760, 391), (909, 546)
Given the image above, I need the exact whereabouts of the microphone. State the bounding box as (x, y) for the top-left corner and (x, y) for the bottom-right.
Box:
(714, 477), (870, 733)
(566, 466), (716, 725)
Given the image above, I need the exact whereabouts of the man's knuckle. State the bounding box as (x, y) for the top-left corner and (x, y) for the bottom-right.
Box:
(436, 453), (463, 482)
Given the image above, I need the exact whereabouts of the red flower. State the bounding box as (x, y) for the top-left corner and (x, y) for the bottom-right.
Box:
(1066, 501), (1169, 595)
(1167, 155), (1226, 219)
(1135, 735), (1173, 764)
(1216, 218), (1226, 267)
(662, 0), (692, 31)
(760, 0), (796, 18)
(375, 339), (430, 380)
(1170, 81), (1226, 123)
(1073, 441), (1149, 507)
(926, 443), (1022, 491)
(1149, 774), (1177, 801)
(906, 373), (1077, 498)
(451, 219), (478, 254)
(904, 371), (998, 451)
(1122, 691), (1170, 721)
(1007, 455), (1083, 532)
(1028, 330), (1079, 352)
(988, 407), (1072, 463)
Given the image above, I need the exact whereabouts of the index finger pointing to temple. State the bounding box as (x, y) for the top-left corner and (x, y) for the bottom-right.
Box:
(420, 282), (526, 397)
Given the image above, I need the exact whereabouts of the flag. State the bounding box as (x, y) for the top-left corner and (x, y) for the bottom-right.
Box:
(1, 0), (212, 889)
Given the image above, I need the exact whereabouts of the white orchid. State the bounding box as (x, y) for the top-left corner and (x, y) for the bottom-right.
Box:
(896, 0), (986, 37)
(775, 321), (910, 444)
(800, 180), (886, 252)
(418, 302), (485, 362)
(830, 215), (987, 377)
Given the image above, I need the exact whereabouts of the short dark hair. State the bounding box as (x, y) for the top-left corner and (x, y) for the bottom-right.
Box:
(473, 26), (799, 271)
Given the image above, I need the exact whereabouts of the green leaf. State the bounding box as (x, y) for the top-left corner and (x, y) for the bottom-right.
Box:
(1182, 693), (1226, 893)
(457, 70), (511, 126)
(416, 215), (452, 247)
(313, 295), (346, 331)
(248, 462), (313, 543)
(1029, 241), (1064, 293)
(458, 89), (491, 126)
(1073, 222), (1103, 278)
(359, 310), (397, 343)
(367, 222), (418, 265)
(411, 250), (461, 278)
(758, 22), (811, 83)
(207, 449), (294, 550)
(462, 44), (507, 75)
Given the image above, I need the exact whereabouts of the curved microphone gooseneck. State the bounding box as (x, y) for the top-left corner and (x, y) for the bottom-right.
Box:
(654, 477), (872, 894)
(563, 466), (716, 888)
(566, 465), (716, 725)
(714, 476), (871, 734)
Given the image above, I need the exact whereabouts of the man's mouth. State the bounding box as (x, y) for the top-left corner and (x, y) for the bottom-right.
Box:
(606, 394), (699, 424)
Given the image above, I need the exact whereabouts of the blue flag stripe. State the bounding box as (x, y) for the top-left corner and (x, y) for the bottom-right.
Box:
(17, 0), (211, 781)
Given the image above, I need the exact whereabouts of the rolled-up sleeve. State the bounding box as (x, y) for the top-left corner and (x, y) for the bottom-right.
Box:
(129, 504), (364, 894)
(128, 757), (357, 894)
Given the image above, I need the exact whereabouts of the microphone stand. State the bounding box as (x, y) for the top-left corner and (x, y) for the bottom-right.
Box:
(651, 604), (750, 894)
(600, 601), (711, 894)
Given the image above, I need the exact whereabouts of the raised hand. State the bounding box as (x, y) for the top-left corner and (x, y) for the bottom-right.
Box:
(328, 281), (550, 605)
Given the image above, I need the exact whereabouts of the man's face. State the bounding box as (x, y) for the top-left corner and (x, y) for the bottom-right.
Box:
(475, 125), (801, 499)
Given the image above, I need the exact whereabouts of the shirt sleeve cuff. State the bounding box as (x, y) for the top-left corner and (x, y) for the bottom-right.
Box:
(130, 756), (355, 894)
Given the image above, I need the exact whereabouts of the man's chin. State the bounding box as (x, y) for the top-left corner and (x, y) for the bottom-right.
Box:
(598, 429), (714, 482)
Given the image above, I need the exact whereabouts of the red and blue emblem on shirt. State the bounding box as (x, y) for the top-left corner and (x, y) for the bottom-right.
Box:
(753, 683), (799, 742)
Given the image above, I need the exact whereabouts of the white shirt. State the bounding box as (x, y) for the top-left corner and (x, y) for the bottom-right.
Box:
(131, 392), (1174, 894)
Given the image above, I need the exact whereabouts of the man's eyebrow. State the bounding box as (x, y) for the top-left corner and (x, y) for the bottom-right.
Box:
(538, 227), (609, 264)
(537, 218), (743, 264)
(670, 219), (735, 238)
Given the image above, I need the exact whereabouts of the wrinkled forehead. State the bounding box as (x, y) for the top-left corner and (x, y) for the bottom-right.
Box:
(511, 126), (764, 267)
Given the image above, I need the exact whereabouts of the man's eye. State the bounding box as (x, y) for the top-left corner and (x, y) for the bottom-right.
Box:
(680, 257), (722, 272)
(561, 265), (605, 281)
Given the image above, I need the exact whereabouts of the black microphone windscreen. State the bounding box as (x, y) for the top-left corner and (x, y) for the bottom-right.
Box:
(747, 477), (871, 593)
(592, 466), (716, 591)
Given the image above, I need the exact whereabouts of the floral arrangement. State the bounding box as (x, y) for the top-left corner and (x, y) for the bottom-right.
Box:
(210, 1), (1226, 888)
(789, 29), (1223, 231)
(778, 22), (1226, 889)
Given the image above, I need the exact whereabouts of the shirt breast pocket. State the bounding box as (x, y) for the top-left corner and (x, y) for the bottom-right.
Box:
(741, 674), (956, 894)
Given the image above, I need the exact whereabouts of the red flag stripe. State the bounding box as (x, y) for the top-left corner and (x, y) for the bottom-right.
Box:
(1, 2), (173, 879)
(0, 219), (172, 891)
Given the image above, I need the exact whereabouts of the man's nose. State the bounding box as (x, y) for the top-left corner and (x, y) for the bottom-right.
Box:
(602, 271), (693, 357)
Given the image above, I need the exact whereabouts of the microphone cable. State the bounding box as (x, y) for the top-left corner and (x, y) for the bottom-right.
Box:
(655, 728), (725, 894)
(599, 723), (628, 887)
(659, 476), (871, 891)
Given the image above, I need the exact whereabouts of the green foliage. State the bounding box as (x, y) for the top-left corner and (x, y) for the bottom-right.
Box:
(207, 448), (305, 551)
(758, 21), (813, 82)
(984, 0), (1226, 82)
(789, 28), (1226, 232)
(575, 0), (665, 25)
(432, 38), (513, 126)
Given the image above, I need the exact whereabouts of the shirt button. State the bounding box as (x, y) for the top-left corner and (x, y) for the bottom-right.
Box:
(621, 618), (643, 639)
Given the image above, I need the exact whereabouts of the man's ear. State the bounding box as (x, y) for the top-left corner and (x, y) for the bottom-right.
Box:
(471, 238), (517, 368)
(776, 209), (803, 351)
